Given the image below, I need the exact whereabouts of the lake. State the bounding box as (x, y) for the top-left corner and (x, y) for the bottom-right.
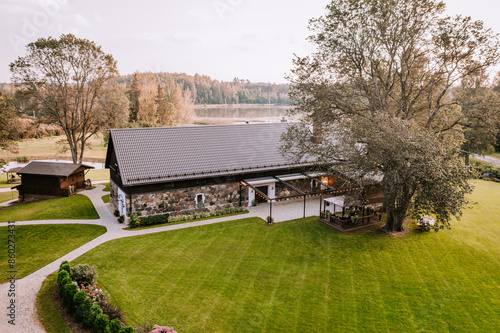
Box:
(193, 104), (296, 125)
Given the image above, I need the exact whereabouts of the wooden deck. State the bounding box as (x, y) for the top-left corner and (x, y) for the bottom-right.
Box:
(319, 212), (383, 232)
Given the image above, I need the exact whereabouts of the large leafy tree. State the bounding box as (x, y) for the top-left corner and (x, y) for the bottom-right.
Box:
(10, 34), (119, 163)
(282, 0), (500, 231)
(0, 90), (19, 153)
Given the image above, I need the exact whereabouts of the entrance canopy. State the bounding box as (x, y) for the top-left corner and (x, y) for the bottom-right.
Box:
(242, 172), (356, 221)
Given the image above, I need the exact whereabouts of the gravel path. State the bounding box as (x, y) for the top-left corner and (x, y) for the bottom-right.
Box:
(0, 185), (320, 332)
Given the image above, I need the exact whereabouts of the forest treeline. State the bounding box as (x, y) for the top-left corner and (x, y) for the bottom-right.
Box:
(117, 72), (290, 106)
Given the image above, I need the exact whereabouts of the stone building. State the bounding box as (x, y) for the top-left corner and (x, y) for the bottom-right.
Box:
(105, 123), (360, 218)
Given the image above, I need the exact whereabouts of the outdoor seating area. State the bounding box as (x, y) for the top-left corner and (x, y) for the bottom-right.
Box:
(319, 196), (382, 232)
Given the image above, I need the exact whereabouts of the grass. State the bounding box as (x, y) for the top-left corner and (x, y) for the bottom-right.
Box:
(0, 190), (18, 203)
(0, 194), (99, 222)
(37, 272), (72, 333)
(0, 134), (107, 162)
(0, 224), (106, 283)
(102, 194), (110, 203)
(0, 173), (20, 188)
(488, 152), (500, 160)
(73, 180), (500, 332)
(102, 182), (110, 191)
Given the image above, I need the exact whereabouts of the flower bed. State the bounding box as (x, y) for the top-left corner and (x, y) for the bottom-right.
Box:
(128, 206), (248, 228)
(56, 261), (175, 333)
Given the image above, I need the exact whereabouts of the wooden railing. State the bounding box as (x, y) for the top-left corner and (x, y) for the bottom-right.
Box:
(319, 212), (382, 231)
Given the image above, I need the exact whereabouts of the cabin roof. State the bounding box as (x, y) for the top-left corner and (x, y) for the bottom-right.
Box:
(17, 161), (94, 177)
(106, 123), (315, 187)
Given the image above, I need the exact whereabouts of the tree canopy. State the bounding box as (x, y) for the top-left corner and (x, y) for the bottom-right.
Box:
(10, 34), (125, 163)
(282, 0), (500, 231)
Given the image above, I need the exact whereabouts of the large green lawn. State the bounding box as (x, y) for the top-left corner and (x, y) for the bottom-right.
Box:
(74, 181), (500, 332)
(0, 224), (106, 283)
(0, 194), (99, 222)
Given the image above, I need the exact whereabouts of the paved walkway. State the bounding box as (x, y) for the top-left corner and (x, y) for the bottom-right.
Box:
(0, 185), (320, 332)
(471, 153), (500, 166)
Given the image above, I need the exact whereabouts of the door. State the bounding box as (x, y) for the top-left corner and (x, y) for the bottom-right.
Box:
(255, 185), (268, 203)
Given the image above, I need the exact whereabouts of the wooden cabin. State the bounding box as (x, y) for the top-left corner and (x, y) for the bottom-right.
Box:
(15, 161), (94, 201)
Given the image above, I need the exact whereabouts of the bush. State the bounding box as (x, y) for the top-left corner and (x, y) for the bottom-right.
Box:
(140, 214), (168, 226)
(166, 207), (248, 224)
(59, 275), (72, 298)
(251, 199), (258, 206)
(81, 284), (108, 304)
(109, 318), (122, 333)
(76, 297), (94, 323)
(57, 270), (70, 284)
(128, 213), (139, 228)
(92, 313), (110, 333)
(100, 301), (124, 321)
(82, 306), (98, 329)
(114, 209), (120, 217)
(71, 264), (98, 286)
(60, 262), (71, 274)
(266, 216), (274, 224)
(118, 215), (125, 223)
(63, 283), (79, 313)
(118, 327), (134, 333)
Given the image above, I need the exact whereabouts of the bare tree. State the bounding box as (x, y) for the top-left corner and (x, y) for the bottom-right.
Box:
(10, 34), (119, 163)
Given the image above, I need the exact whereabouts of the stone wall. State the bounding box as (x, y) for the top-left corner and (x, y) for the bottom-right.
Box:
(130, 182), (248, 217)
(109, 179), (119, 212)
(275, 178), (312, 198)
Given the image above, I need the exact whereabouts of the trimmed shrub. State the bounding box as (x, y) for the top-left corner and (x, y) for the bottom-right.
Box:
(114, 209), (120, 217)
(139, 214), (168, 226)
(118, 215), (125, 223)
(77, 297), (94, 323)
(59, 275), (72, 298)
(71, 263), (98, 286)
(57, 269), (70, 284)
(82, 307), (98, 330)
(63, 283), (79, 313)
(109, 318), (122, 333)
(73, 291), (86, 305)
(60, 262), (71, 274)
(92, 313), (110, 333)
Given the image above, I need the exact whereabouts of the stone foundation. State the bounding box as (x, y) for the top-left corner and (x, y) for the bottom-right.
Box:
(128, 182), (248, 217)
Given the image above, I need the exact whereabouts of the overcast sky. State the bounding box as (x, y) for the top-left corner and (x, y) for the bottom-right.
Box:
(1, 0), (499, 83)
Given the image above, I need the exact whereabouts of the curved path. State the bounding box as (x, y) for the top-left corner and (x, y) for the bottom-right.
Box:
(0, 185), (321, 332)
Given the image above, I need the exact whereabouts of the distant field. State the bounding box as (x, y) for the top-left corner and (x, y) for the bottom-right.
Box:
(0, 134), (107, 162)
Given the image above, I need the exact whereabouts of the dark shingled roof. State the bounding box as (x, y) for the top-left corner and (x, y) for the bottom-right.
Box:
(17, 161), (94, 177)
(109, 123), (314, 187)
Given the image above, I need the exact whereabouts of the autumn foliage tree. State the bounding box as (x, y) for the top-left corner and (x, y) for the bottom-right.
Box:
(10, 34), (121, 163)
(282, 0), (500, 231)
